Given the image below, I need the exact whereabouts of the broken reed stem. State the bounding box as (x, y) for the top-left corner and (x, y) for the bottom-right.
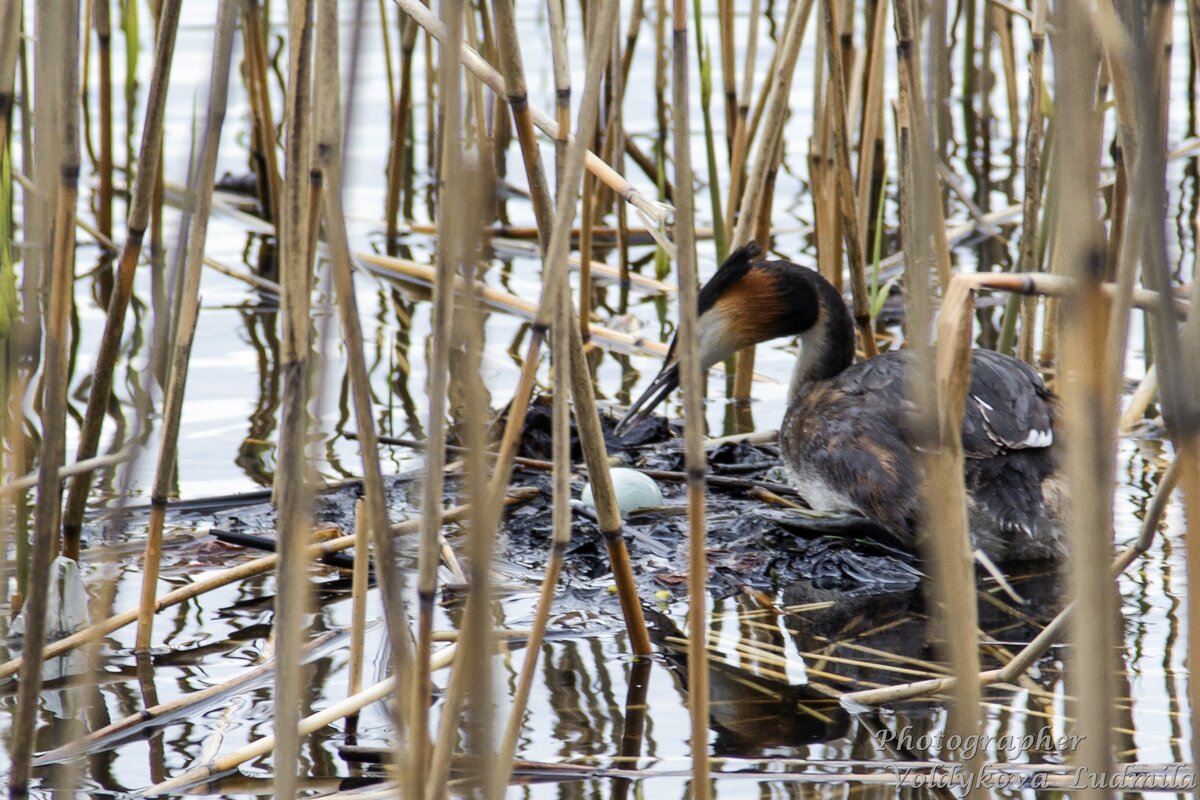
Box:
(547, 0), (570, 186)
(672, 1), (711, 796)
(820, 0), (876, 358)
(144, 648), (459, 797)
(134, 0), (235, 654)
(8, 3), (80, 792)
(391, 0), (672, 229)
(273, 0), (320, 794)
(415, 1), (465, 793)
(61, 0), (182, 556)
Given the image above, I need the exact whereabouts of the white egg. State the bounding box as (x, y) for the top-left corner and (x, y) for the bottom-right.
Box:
(580, 467), (664, 516)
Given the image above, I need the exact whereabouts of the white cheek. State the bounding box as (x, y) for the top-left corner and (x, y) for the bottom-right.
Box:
(698, 314), (735, 370)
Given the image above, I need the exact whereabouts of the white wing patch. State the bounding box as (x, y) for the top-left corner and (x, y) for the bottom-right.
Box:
(1021, 428), (1053, 447)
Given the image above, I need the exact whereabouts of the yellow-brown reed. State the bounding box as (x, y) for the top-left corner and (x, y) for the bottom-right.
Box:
(671, 1), (710, 795)
(891, 0), (981, 788)
(61, 0), (181, 557)
(93, 0), (114, 242)
(412, 0), (466, 793)
(313, 0), (418, 787)
(8, 3), (80, 792)
(133, 0), (234, 653)
(729, 0), (812, 400)
(384, 15), (418, 244)
(272, 0), (321, 794)
(242, 0), (284, 227)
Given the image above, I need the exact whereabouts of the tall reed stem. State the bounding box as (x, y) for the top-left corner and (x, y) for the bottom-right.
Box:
(8, 3), (80, 792)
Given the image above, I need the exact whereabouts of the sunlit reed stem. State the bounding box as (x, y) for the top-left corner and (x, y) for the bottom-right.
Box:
(61, 0), (182, 557)
(7, 2), (80, 793)
(133, 1), (233, 657)
(1049, 4), (1117, 798)
(93, 0), (113, 241)
(413, 0), (465, 793)
(272, 0), (320, 794)
(385, 16), (418, 245)
(669, 2), (711, 798)
(348, 501), (368, 697)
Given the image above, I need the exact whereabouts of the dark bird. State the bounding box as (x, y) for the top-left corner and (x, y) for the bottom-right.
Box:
(616, 242), (1064, 562)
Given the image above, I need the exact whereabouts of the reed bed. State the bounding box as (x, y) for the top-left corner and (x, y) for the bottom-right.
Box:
(0, 0), (1198, 798)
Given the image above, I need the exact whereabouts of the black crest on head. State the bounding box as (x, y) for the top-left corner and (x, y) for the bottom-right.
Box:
(697, 241), (762, 316)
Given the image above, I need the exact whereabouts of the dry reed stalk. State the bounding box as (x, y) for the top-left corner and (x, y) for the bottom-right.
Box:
(272, 0), (320, 793)
(0, 449), (134, 499)
(133, 0), (234, 653)
(1101, 2), (1200, 776)
(312, 3), (417, 783)
(717, 0), (736, 147)
(891, 0), (950, 290)
(144, 648), (459, 796)
(671, 2), (710, 795)
(35, 628), (347, 766)
(93, 0), (113, 241)
(820, 0), (876, 358)
(887, 0), (981, 783)
(349, 501), (368, 698)
(493, 275), (573, 790)
(462, 0), (651, 658)
(0, 0), (17, 151)
(722, 0), (760, 237)
(855, 0), (886, 237)
(994, 7), (1019, 146)
(1048, 4), (1116, 796)
(60, 0), (182, 555)
(385, 15), (418, 243)
(392, 0), (673, 228)
(7, 3), (80, 792)
(548, 0), (570, 186)
(729, 0), (813, 400)
(491, 0), (552, 242)
(413, 1), (466, 792)
(1014, 0), (1047, 363)
(243, 0), (283, 224)
(444, 159), (497, 796)
(0, 495), (534, 682)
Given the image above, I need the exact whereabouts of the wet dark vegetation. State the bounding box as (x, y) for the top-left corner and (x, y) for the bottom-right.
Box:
(1, 0), (1200, 797)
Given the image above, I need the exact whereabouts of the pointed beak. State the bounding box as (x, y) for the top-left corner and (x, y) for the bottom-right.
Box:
(614, 357), (680, 435)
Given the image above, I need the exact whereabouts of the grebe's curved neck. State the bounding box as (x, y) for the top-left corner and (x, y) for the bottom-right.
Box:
(788, 274), (856, 402)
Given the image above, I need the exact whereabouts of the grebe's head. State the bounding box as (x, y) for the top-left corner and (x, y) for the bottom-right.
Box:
(615, 242), (835, 434)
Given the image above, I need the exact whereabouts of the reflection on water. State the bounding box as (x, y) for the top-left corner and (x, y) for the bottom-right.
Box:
(0, 0), (1196, 797)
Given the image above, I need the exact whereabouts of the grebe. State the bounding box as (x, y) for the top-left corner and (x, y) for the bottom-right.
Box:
(616, 243), (1064, 562)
